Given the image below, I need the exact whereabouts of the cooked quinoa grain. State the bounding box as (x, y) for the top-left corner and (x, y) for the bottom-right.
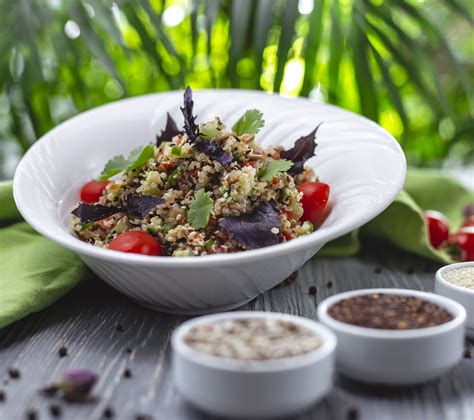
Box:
(72, 87), (327, 256)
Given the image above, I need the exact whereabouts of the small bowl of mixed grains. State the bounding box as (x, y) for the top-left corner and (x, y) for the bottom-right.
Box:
(318, 288), (466, 385)
(436, 262), (474, 336)
(171, 311), (336, 417)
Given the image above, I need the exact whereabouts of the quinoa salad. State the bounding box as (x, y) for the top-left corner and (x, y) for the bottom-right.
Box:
(71, 87), (330, 257)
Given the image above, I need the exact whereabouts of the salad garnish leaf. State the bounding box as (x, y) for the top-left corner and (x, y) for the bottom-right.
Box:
(188, 189), (213, 229)
(156, 113), (182, 146)
(180, 86), (199, 143)
(98, 145), (155, 181)
(195, 140), (233, 166)
(258, 159), (293, 181)
(125, 194), (165, 219)
(72, 203), (120, 223)
(280, 123), (322, 175)
(218, 200), (281, 249)
(232, 109), (265, 136)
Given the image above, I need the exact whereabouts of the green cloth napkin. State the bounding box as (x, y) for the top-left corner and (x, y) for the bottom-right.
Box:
(1, 170), (472, 328)
(0, 181), (87, 329)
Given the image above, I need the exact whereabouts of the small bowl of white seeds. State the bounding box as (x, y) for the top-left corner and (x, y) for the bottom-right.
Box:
(171, 311), (336, 418)
(435, 262), (474, 336)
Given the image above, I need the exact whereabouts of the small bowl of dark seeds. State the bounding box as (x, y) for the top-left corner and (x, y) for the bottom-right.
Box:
(171, 311), (336, 418)
(317, 288), (466, 385)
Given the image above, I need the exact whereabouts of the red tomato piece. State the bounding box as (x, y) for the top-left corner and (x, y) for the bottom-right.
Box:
(109, 231), (162, 256)
(449, 227), (474, 261)
(297, 182), (330, 226)
(80, 180), (110, 203)
(424, 210), (449, 248)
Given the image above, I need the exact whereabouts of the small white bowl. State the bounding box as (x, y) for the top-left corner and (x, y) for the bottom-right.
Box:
(317, 288), (466, 385)
(171, 311), (337, 418)
(435, 262), (474, 337)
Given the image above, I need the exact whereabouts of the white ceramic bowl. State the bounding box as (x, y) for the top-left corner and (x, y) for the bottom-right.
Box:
(435, 262), (474, 337)
(171, 311), (336, 417)
(13, 90), (406, 314)
(317, 288), (466, 385)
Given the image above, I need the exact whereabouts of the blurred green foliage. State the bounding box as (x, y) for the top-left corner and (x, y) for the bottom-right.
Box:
(0, 0), (472, 177)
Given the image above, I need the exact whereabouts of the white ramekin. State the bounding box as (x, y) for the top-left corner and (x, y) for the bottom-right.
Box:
(435, 261), (474, 337)
(171, 311), (337, 418)
(317, 288), (466, 385)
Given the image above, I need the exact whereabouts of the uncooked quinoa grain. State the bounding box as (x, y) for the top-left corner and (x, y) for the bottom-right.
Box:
(328, 293), (453, 329)
(443, 266), (474, 290)
(184, 318), (321, 360)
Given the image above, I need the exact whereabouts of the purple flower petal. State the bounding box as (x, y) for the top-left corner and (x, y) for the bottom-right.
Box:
(180, 86), (199, 143)
(125, 194), (165, 219)
(60, 369), (97, 396)
(72, 203), (120, 223)
(156, 113), (182, 147)
(195, 140), (233, 166)
(280, 123), (322, 175)
(218, 200), (281, 249)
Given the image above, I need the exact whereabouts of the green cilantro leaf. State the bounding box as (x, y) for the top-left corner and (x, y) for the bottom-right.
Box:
(258, 159), (294, 181)
(188, 189), (213, 229)
(98, 145), (154, 181)
(232, 109), (265, 136)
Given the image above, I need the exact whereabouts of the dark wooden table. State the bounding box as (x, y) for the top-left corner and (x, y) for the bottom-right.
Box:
(1, 244), (473, 420)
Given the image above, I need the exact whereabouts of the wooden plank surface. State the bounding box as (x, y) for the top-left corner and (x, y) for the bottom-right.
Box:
(1, 244), (473, 420)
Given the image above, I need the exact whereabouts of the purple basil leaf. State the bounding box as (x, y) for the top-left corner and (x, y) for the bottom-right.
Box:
(463, 203), (474, 218)
(218, 200), (281, 249)
(156, 113), (182, 146)
(59, 369), (97, 397)
(180, 86), (199, 143)
(195, 140), (233, 166)
(280, 123), (322, 175)
(72, 203), (120, 222)
(125, 194), (165, 218)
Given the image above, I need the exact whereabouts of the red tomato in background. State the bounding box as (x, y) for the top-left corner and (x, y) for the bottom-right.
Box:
(297, 182), (330, 227)
(448, 227), (474, 261)
(80, 180), (110, 203)
(461, 216), (474, 228)
(109, 231), (162, 256)
(424, 210), (449, 248)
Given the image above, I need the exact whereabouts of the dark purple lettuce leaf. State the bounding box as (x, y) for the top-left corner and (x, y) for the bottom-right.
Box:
(195, 140), (233, 166)
(125, 194), (165, 219)
(180, 86), (199, 143)
(218, 200), (281, 249)
(72, 203), (120, 223)
(280, 123), (322, 175)
(156, 113), (182, 146)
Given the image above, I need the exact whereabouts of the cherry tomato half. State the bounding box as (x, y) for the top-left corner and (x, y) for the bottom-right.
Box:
(449, 227), (474, 261)
(424, 210), (450, 248)
(109, 231), (162, 256)
(80, 180), (110, 203)
(297, 182), (330, 226)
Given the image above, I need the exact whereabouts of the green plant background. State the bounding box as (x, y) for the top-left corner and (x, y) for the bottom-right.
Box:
(0, 0), (472, 179)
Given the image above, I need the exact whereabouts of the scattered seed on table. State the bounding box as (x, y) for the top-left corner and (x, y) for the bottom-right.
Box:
(116, 324), (125, 332)
(26, 409), (38, 420)
(50, 404), (62, 417)
(103, 407), (114, 418)
(58, 346), (68, 357)
(464, 349), (472, 359)
(125, 348), (133, 354)
(8, 368), (20, 379)
(0, 390), (5, 402)
(347, 407), (359, 420)
(374, 267), (382, 274)
(326, 281), (333, 288)
(123, 368), (132, 378)
(135, 415), (153, 420)
(308, 286), (317, 296)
